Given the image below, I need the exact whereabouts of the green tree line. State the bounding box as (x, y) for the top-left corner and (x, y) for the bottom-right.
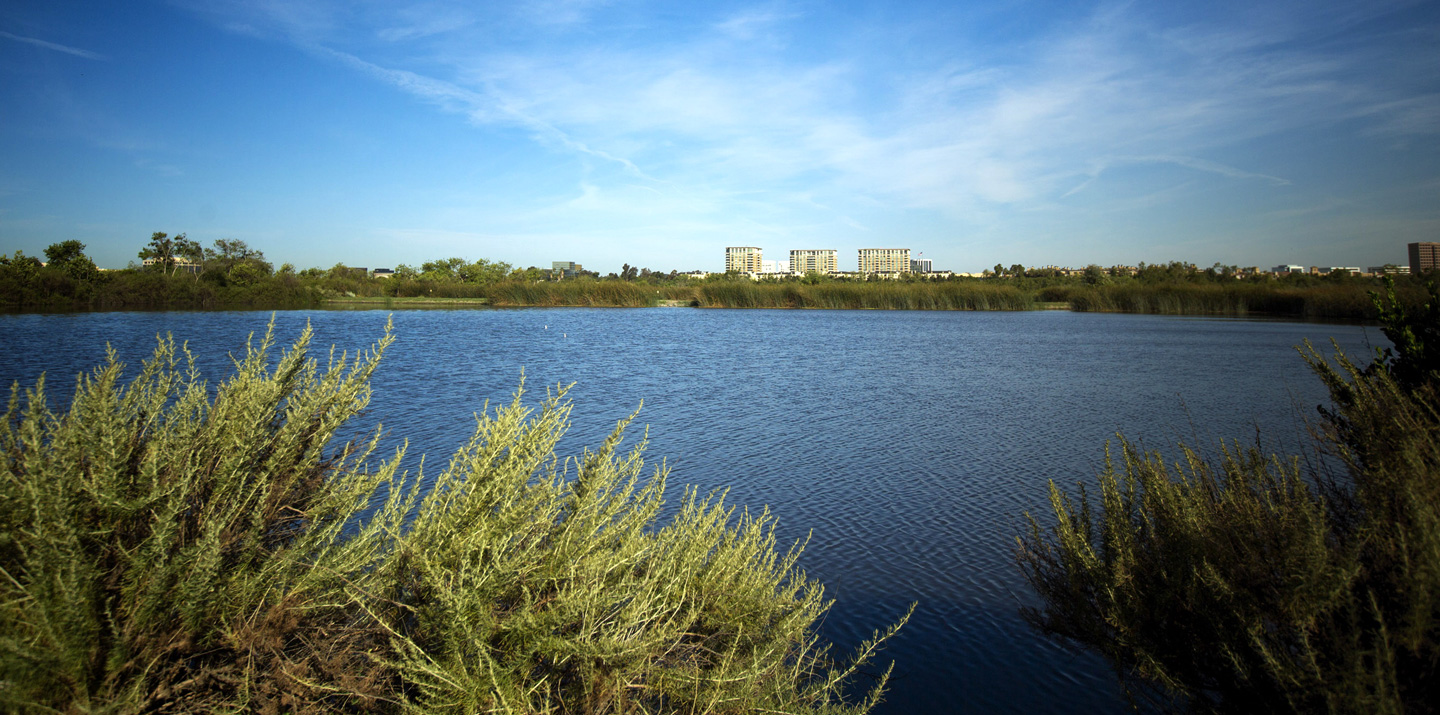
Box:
(2, 234), (1434, 319)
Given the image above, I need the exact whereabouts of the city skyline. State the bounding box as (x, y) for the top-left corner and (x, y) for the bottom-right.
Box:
(1, 1), (1437, 274)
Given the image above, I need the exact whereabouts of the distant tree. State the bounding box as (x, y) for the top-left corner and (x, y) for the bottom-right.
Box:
(456, 258), (511, 284)
(206, 239), (266, 272)
(327, 263), (358, 280)
(420, 258), (466, 281)
(511, 266), (545, 281)
(1081, 264), (1107, 286)
(994, 263), (1005, 278)
(0, 250), (44, 281)
(138, 232), (181, 275)
(43, 241), (99, 281)
(1009, 264), (1025, 279)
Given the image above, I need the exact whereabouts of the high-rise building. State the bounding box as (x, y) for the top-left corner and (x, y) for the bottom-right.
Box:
(858, 248), (911, 274)
(1409, 242), (1439, 274)
(910, 258), (933, 273)
(726, 246), (763, 273)
(789, 249), (837, 274)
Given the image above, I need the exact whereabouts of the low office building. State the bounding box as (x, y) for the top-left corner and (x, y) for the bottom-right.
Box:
(911, 258), (933, 273)
(142, 257), (202, 274)
(1368, 265), (1410, 275)
(858, 248), (911, 274)
(726, 246), (763, 273)
(1410, 242), (1439, 274)
(790, 249), (837, 274)
(552, 261), (583, 278)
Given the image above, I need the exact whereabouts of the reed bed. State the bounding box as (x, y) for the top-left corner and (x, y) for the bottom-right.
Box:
(481, 279), (657, 307)
(688, 281), (1034, 310)
(1064, 282), (1389, 320)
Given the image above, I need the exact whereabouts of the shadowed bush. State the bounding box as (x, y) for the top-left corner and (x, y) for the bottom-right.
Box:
(0, 320), (906, 713)
(1017, 282), (1440, 713)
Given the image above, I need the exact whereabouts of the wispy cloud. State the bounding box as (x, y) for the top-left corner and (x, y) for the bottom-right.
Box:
(165, 0), (1440, 266)
(0, 30), (106, 60)
(134, 159), (184, 177)
(1064, 156), (1290, 197)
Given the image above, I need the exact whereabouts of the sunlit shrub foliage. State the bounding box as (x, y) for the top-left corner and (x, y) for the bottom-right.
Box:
(0, 320), (906, 713)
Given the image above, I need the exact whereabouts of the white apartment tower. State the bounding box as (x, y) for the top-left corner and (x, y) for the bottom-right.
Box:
(790, 249), (838, 274)
(725, 246), (763, 273)
(858, 248), (911, 274)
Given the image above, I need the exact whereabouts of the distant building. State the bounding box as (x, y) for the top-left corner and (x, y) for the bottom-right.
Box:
(142, 256), (202, 274)
(1325, 267), (1361, 275)
(725, 246), (763, 273)
(790, 249), (837, 274)
(1409, 242), (1439, 274)
(372, 268), (395, 279)
(858, 248), (911, 274)
(552, 261), (583, 278)
(910, 258), (933, 273)
(760, 259), (790, 274)
(1271, 265), (1305, 274)
(1368, 265), (1410, 275)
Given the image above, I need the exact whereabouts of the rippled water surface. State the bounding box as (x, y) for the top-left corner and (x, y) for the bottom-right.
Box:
(0, 308), (1384, 713)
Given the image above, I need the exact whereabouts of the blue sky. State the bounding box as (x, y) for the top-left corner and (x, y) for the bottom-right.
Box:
(1, 0), (1436, 273)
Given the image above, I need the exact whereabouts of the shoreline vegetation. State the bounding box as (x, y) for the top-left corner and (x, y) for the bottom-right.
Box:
(2, 238), (1433, 319)
(1017, 280), (1440, 712)
(0, 318), (910, 713)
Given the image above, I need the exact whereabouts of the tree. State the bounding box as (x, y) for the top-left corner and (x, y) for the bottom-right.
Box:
(456, 258), (511, 284)
(994, 263), (1005, 278)
(1081, 264), (1106, 286)
(205, 238), (266, 272)
(204, 239), (270, 285)
(420, 257), (466, 281)
(0, 251), (44, 281)
(138, 232), (180, 275)
(1009, 264), (1025, 279)
(1017, 282), (1440, 713)
(43, 240), (99, 281)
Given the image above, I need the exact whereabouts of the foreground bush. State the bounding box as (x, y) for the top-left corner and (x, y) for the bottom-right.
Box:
(1017, 282), (1440, 712)
(0, 320), (905, 713)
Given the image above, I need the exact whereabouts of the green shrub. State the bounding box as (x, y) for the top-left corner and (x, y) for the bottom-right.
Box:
(1017, 283), (1440, 713)
(0, 320), (906, 713)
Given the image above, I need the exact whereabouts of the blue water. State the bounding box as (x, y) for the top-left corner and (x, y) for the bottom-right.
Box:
(0, 308), (1385, 712)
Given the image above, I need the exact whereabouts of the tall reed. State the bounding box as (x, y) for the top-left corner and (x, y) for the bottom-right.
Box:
(1064, 283), (1388, 319)
(689, 281), (1033, 310)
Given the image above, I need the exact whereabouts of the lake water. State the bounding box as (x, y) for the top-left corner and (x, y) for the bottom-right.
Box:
(0, 308), (1385, 713)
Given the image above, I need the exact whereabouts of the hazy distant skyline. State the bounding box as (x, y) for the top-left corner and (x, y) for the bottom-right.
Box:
(2, 0), (1436, 273)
